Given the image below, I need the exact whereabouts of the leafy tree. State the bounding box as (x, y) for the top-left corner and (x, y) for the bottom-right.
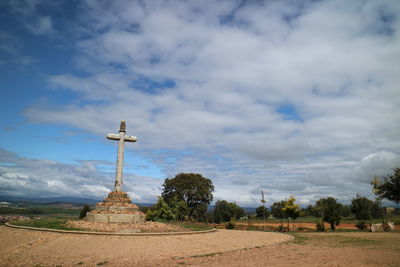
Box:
(270, 201), (286, 221)
(351, 195), (373, 221)
(213, 200), (244, 223)
(372, 168), (400, 204)
(302, 204), (314, 217)
(316, 197), (342, 230)
(170, 199), (190, 221)
(79, 205), (91, 219)
(256, 205), (269, 219)
(146, 197), (174, 221)
(162, 173), (214, 220)
(230, 202), (245, 219)
(371, 200), (384, 219)
(340, 204), (352, 218)
(282, 196), (301, 229)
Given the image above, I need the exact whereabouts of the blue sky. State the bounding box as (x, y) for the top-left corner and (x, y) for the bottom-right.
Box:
(1, 0), (400, 206)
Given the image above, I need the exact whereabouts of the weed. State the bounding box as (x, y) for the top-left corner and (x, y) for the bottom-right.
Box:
(192, 252), (222, 258)
(225, 222), (235, 229)
(76, 262), (84, 265)
(96, 261), (109, 266)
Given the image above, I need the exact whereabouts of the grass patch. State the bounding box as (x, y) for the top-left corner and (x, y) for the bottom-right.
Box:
(96, 261), (109, 266)
(192, 252), (222, 258)
(337, 237), (380, 246)
(9, 218), (80, 231)
(289, 233), (309, 245)
(171, 221), (214, 231)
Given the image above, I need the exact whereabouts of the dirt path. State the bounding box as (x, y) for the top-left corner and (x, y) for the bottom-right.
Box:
(0, 226), (292, 266)
(2, 226), (399, 267)
(169, 232), (400, 267)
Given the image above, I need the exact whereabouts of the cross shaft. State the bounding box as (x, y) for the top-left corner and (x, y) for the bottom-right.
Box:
(106, 120), (137, 192)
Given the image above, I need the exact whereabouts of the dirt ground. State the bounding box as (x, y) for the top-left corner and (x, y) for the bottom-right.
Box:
(1, 225), (399, 267)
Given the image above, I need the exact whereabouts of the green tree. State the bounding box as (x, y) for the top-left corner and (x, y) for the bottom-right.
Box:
(340, 204), (352, 218)
(270, 201), (286, 220)
(162, 173), (214, 220)
(371, 200), (384, 219)
(213, 200), (244, 223)
(79, 205), (92, 219)
(282, 196), (301, 229)
(256, 205), (269, 219)
(316, 197), (342, 230)
(372, 168), (400, 204)
(170, 199), (190, 221)
(146, 197), (174, 221)
(351, 195), (373, 221)
(302, 204), (314, 217)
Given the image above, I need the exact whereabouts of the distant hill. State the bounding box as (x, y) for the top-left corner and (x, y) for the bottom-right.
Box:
(0, 195), (260, 211)
(0, 195), (157, 207)
(0, 195), (100, 205)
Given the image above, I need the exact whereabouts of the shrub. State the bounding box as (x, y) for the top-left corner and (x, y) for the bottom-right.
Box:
(79, 205), (92, 219)
(316, 222), (326, 232)
(225, 221), (235, 229)
(355, 221), (368, 230)
(146, 197), (174, 221)
(277, 225), (286, 232)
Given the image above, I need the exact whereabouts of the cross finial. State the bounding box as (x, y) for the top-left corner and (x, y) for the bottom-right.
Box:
(120, 120), (126, 132)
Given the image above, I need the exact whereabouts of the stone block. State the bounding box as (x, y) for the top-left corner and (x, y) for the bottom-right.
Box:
(96, 205), (109, 212)
(109, 214), (134, 223)
(386, 222), (395, 231)
(84, 213), (95, 222)
(91, 213), (110, 223)
(370, 223), (384, 232)
(133, 214), (145, 224)
(108, 206), (135, 212)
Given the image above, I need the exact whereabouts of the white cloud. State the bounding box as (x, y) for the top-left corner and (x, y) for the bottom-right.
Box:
(5, 0), (400, 205)
(0, 149), (162, 203)
(28, 16), (54, 35)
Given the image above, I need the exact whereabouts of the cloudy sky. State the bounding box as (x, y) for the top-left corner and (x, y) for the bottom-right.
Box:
(1, 0), (399, 206)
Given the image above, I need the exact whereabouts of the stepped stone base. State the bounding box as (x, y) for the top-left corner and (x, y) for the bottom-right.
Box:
(84, 191), (145, 224)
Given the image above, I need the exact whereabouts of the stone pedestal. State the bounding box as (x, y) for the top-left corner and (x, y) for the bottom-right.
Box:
(84, 191), (145, 224)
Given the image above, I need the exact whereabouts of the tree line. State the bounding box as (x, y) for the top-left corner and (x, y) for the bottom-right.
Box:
(142, 167), (400, 228)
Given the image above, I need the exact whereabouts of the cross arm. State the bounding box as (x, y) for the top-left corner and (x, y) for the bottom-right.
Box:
(106, 133), (137, 142)
(124, 135), (137, 142)
(106, 133), (120, 140)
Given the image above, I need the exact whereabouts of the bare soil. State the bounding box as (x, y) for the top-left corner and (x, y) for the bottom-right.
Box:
(1, 225), (399, 266)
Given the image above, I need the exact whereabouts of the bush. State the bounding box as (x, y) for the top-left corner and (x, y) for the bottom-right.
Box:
(79, 205), (92, 219)
(225, 221), (235, 229)
(146, 197), (174, 221)
(355, 221), (368, 230)
(316, 222), (326, 232)
(277, 225), (286, 232)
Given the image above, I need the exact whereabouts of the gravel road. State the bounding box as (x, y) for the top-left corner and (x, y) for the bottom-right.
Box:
(0, 225), (292, 266)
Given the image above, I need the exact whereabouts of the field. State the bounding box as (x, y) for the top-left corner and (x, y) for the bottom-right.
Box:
(0, 225), (399, 266)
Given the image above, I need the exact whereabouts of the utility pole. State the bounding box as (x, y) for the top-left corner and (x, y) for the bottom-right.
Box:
(261, 190), (266, 230)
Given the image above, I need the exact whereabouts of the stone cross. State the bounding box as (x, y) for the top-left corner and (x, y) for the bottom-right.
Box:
(106, 120), (137, 192)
